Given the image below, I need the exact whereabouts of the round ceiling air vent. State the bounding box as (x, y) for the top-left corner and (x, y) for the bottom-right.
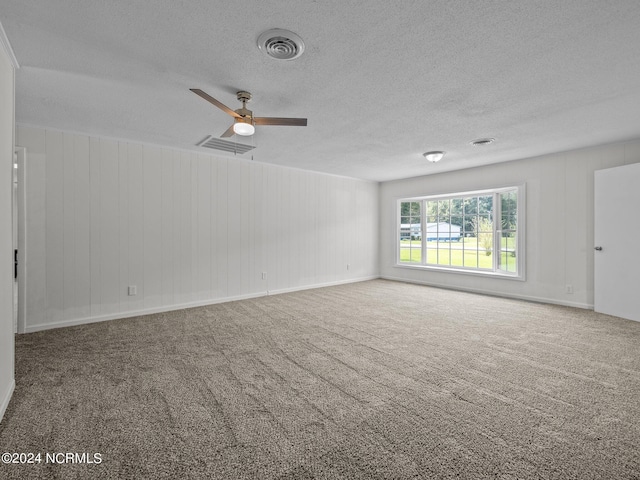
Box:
(257, 29), (305, 60)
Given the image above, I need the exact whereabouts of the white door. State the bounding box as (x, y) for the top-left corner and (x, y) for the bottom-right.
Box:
(594, 163), (640, 322)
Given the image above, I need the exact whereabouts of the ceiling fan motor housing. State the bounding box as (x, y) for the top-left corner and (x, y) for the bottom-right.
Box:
(237, 91), (252, 103)
(235, 91), (253, 119)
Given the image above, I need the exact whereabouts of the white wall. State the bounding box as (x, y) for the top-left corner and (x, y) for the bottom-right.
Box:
(17, 126), (379, 332)
(0, 34), (15, 422)
(380, 140), (640, 308)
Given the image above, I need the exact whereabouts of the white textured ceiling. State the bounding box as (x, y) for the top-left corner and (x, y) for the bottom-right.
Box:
(2, 1), (640, 181)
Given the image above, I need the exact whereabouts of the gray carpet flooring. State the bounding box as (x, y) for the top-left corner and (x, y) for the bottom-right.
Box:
(1, 279), (639, 479)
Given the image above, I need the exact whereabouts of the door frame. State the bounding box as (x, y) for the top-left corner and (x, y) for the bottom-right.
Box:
(14, 146), (26, 333)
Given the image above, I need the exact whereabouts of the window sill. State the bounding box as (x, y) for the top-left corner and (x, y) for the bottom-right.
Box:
(394, 262), (525, 281)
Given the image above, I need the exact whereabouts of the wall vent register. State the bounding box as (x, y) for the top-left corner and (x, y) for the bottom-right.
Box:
(196, 136), (256, 155)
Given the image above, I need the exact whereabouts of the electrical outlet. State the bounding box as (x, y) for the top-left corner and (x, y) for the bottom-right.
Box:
(261, 272), (267, 280)
(128, 285), (137, 296)
(565, 284), (573, 294)
(347, 264), (350, 270)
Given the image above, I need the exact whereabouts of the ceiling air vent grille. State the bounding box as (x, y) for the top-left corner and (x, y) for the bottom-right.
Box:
(471, 137), (495, 146)
(258, 29), (305, 60)
(196, 136), (255, 155)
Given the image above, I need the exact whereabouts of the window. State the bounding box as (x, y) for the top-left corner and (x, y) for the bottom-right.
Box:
(397, 186), (524, 278)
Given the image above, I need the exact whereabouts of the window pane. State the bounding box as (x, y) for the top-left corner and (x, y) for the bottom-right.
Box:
(463, 197), (477, 215)
(409, 240), (422, 263)
(509, 244), (517, 272)
(497, 191), (518, 273)
(426, 245), (437, 265)
(426, 201), (437, 219)
(464, 237), (478, 267)
(500, 248), (516, 273)
(498, 231), (517, 272)
(400, 223), (410, 241)
(409, 250), (422, 263)
(437, 246), (451, 266)
(400, 201), (422, 264)
(476, 214), (492, 231)
(450, 238), (464, 267)
(425, 221), (436, 241)
(478, 234), (493, 268)
(399, 241), (410, 261)
(469, 213), (491, 262)
(463, 215), (476, 235)
(501, 191), (517, 215)
(451, 198), (463, 216)
(501, 214), (511, 231)
(478, 195), (493, 214)
(400, 242), (422, 263)
(450, 216), (463, 241)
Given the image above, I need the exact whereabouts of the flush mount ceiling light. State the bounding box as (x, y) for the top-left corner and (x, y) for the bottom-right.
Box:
(423, 151), (445, 163)
(471, 137), (495, 146)
(257, 29), (305, 60)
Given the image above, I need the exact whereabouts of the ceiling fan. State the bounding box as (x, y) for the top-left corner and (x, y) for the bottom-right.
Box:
(190, 88), (307, 138)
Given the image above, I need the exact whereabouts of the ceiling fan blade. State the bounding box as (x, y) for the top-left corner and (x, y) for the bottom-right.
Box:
(254, 117), (307, 126)
(220, 124), (236, 138)
(190, 89), (240, 118)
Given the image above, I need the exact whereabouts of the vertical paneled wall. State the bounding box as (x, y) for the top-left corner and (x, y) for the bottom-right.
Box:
(17, 126), (380, 332)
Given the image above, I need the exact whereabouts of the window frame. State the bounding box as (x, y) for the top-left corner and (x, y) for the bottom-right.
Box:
(395, 185), (525, 280)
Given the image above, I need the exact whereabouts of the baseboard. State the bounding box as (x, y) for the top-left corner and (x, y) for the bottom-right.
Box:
(24, 276), (380, 333)
(0, 379), (15, 424)
(381, 275), (594, 310)
(25, 291), (269, 333)
(267, 276), (380, 296)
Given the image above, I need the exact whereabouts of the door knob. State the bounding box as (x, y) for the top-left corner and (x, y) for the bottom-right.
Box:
(594, 246), (603, 251)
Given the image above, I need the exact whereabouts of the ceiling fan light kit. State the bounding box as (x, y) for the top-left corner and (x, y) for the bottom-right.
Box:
(233, 117), (255, 136)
